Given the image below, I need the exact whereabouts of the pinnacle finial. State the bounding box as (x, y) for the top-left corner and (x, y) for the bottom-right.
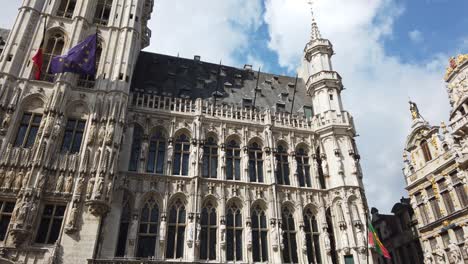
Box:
(308, 0), (322, 41)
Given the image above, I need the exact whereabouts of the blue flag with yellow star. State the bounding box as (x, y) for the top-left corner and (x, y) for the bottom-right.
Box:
(50, 33), (97, 75)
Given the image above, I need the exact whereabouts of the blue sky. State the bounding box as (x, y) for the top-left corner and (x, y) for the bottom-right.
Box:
(0, 0), (467, 212)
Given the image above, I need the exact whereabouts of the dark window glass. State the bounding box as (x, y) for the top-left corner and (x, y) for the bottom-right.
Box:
(93, 0), (113, 25)
(166, 199), (186, 259)
(57, 0), (77, 18)
(276, 145), (290, 185)
(297, 148), (312, 187)
(304, 106), (314, 119)
(61, 119), (86, 153)
(421, 140), (432, 162)
(316, 148), (326, 189)
(202, 137), (218, 178)
(454, 183), (468, 208)
(0, 201), (15, 241)
(173, 134), (190, 176)
(226, 140), (241, 180)
(304, 208), (322, 264)
(248, 142), (263, 183)
(128, 125), (143, 171)
(226, 204), (242, 261)
(282, 207), (298, 264)
(14, 113), (42, 148)
(41, 32), (65, 82)
(137, 196), (159, 258)
(200, 201), (217, 260)
(146, 131), (166, 174)
(252, 206), (268, 262)
(35, 204), (66, 244)
(116, 192), (131, 257)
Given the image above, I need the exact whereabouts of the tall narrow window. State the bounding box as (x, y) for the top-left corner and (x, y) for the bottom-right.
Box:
(146, 131), (166, 174)
(202, 137), (218, 178)
(426, 187), (441, 220)
(61, 119), (86, 153)
(41, 32), (65, 82)
(77, 43), (102, 88)
(128, 125), (143, 171)
(297, 148), (311, 187)
(415, 193), (429, 225)
(304, 208), (322, 264)
(438, 179), (455, 214)
(248, 142), (264, 183)
(420, 140), (432, 162)
(137, 196), (159, 258)
(226, 203), (242, 261)
(57, 0), (77, 18)
(115, 192), (131, 257)
(0, 201), (15, 241)
(226, 140), (241, 180)
(93, 0), (113, 25)
(166, 198), (186, 259)
(252, 205), (268, 262)
(200, 201), (217, 260)
(325, 208), (339, 264)
(35, 204), (66, 244)
(282, 207), (298, 264)
(173, 134), (190, 176)
(14, 113), (42, 148)
(451, 173), (468, 208)
(275, 145), (290, 185)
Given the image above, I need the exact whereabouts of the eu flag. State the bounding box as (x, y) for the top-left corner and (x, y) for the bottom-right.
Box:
(50, 33), (97, 75)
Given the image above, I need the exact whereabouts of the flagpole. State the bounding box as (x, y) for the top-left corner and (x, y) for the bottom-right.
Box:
(290, 74), (299, 113)
(213, 60), (222, 108)
(366, 208), (370, 264)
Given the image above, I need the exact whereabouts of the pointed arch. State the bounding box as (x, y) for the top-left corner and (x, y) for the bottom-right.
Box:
(248, 139), (264, 183)
(296, 145), (312, 187)
(200, 198), (217, 260)
(41, 28), (66, 82)
(251, 201), (268, 262)
(146, 127), (166, 174)
(14, 96), (44, 148)
(303, 206), (321, 264)
(275, 142), (290, 185)
(172, 132), (191, 176)
(165, 196), (187, 259)
(57, 0), (77, 18)
(202, 135), (218, 179)
(282, 205), (299, 264)
(226, 198), (243, 261)
(129, 123), (144, 171)
(136, 194), (160, 258)
(226, 136), (241, 181)
(115, 190), (133, 257)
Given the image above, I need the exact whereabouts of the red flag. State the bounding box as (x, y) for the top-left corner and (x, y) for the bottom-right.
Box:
(32, 17), (46, 80)
(32, 48), (43, 80)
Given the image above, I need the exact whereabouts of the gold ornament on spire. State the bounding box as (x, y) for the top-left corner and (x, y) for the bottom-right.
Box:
(409, 101), (420, 120)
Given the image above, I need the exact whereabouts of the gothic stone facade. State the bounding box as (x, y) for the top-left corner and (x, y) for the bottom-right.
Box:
(402, 55), (468, 264)
(0, 1), (372, 264)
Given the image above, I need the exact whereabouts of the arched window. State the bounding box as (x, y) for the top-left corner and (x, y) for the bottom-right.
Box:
(166, 198), (186, 259)
(200, 201), (217, 260)
(420, 140), (432, 162)
(128, 125), (143, 171)
(60, 119), (86, 153)
(173, 134), (190, 176)
(275, 145), (290, 185)
(41, 32), (65, 82)
(202, 137), (218, 178)
(226, 140), (241, 180)
(57, 0), (77, 18)
(226, 203), (242, 261)
(282, 207), (298, 264)
(14, 113), (43, 148)
(304, 208), (321, 264)
(94, 0), (113, 25)
(297, 147), (311, 187)
(248, 142), (263, 183)
(137, 196), (159, 258)
(325, 208), (339, 264)
(146, 131), (166, 174)
(77, 42), (103, 88)
(115, 192), (131, 257)
(251, 205), (268, 262)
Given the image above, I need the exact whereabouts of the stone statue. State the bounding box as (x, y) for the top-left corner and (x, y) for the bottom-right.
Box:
(27, 202), (37, 228)
(51, 116), (63, 140)
(37, 171), (46, 190)
(192, 116), (201, 140)
(95, 177), (104, 199)
(15, 171), (24, 190)
(86, 178), (95, 199)
(21, 171), (30, 189)
(279, 225), (284, 250)
(220, 148), (226, 169)
(187, 219), (195, 247)
(67, 203), (79, 228)
(55, 172), (65, 193)
(196, 221), (202, 244)
(265, 154), (272, 173)
(105, 124), (115, 145)
(65, 174), (74, 193)
(321, 155), (329, 176)
(0, 167), (5, 187)
(16, 198), (30, 224)
(409, 101), (420, 120)
(246, 222), (252, 249)
(424, 249), (434, 264)
(159, 216), (167, 242)
(198, 146), (204, 164)
(1, 112), (11, 130)
(271, 223), (279, 250)
(220, 219), (226, 247)
(323, 231), (331, 253)
(243, 149), (249, 173)
(106, 181), (113, 200)
(448, 241), (463, 264)
(87, 122), (97, 144)
(341, 229), (349, 250)
(433, 245), (446, 264)
(5, 170), (14, 189)
(98, 125), (106, 145)
(301, 227), (307, 253)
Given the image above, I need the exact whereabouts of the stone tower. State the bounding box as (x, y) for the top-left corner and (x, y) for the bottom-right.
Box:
(0, 0), (153, 263)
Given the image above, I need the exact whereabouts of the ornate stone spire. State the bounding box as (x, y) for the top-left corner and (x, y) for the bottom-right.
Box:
(308, 0), (322, 41)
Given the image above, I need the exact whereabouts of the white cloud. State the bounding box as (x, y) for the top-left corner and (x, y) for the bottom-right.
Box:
(147, 0), (262, 66)
(409, 29), (423, 43)
(263, 0), (451, 212)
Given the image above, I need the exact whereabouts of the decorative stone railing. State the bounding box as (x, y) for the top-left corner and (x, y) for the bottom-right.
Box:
(305, 71), (342, 89)
(450, 114), (468, 134)
(130, 92), (354, 131)
(88, 259), (202, 264)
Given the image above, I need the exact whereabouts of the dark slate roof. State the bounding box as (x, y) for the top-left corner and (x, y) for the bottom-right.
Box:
(130, 51), (312, 114)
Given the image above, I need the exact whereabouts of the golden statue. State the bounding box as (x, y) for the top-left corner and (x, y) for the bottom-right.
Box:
(409, 101), (420, 120)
